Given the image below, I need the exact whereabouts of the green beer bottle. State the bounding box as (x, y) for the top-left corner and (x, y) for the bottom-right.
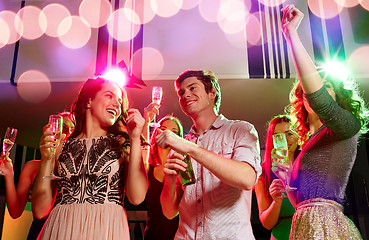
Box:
(179, 154), (196, 186)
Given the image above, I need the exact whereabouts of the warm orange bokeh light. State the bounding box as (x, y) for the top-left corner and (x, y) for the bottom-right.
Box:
(79, 0), (112, 28)
(17, 6), (46, 40)
(58, 16), (91, 49)
(42, 3), (71, 37)
(17, 70), (51, 103)
(0, 10), (23, 45)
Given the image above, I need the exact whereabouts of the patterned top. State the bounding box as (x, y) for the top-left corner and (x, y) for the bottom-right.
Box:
(292, 86), (361, 205)
(55, 136), (125, 206)
(174, 115), (262, 240)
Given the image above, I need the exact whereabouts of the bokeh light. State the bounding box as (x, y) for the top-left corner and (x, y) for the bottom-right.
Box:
(132, 47), (164, 79)
(335, 0), (361, 8)
(42, 3), (71, 37)
(124, 0), (156, 25)
(58, 16), (91, 49)
(360, 0), (369, 10)
(151, 0), (183, 18)
(348, 45), (369, 77)
(181, 0), (200, 10)
(79, 0), (112, 28)
(101, 68), (127, 88)
(107, 8), (141, 42)
(217, 0), (251, 34)
(0, 18), (10, 48)
(246, 13), (263, 46)
(307, 0), (343, 19)
(258, 0), (288, 7)
(0, 10), (23, 44)
(198, 0), (222, 23)
(17, 6), (46, 40)
(16, 70), (51, 103)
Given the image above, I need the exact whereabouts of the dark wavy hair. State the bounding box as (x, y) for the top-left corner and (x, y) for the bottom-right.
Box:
(260, 115), (299, 199)
(69, 77), (129, 139)
(287, 73), (369, 148)
(175, 70), (221, 114)
(148, 115), (183, 166)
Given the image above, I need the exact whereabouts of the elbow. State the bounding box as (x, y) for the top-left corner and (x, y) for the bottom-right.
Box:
(161, 207), (177, 220)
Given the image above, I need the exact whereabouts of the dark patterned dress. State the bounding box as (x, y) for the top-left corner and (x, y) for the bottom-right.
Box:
(38, 136), (129, 240)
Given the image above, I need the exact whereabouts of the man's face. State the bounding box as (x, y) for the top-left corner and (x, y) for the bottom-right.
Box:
(176, 77), (215, 117)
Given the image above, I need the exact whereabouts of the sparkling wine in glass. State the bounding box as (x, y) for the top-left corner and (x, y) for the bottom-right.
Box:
(150, 86), (163, 128)
(43, 115), (63, 180)
(272, 133), (296, 191)
(2, 127), (17, 154)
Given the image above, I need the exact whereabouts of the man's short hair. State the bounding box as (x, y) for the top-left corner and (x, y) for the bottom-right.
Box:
(175, 70), (221, 113)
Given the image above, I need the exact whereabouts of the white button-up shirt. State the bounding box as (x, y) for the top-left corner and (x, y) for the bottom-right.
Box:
(174, 115), (262, 240)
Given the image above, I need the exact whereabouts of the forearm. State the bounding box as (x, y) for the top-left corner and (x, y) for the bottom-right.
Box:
(4, 175), (24, 218)
(31, 159), (56, 218)
(259, 201), (283, 230)
(188, 145), (256, 190)
(160, 175), (180, 219)
(125, 137), (148, 205)
(287, 30), (323, 93)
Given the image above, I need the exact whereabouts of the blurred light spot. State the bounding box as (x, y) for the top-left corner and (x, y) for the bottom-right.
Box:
(360, 0), (369, 10)
(17, 70), (51, 103)
(79, 0), (112, 28)
(199, 0), (222, 22)
(181, 0), (200, 10)
(335, 0), (361, 8)
(258, 0), (288, 7)
(107, 8), (141, 42)
(322, 60), (349, 81)
(217, 0), (250, 34)
(225, 29), (247, 49)
(0, 18), (10, 48)
(348, 45), (369, 77)
(124, 0), (156, 24)
(132, 47), (164, 79)
(58, 16), (91, 49)
(17, 6), (46, 40)
(151, 0), (183, 18)
(101, 68), (127, 88)
(307, 0), (343, 19)
(246, 13), (262, 46)
(0, 10), (23, 44)
(42, 3), (71, 37)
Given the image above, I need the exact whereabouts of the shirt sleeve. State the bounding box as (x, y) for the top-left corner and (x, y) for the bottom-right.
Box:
(305, 86), (361, 139)
(232, 122), (262, 184)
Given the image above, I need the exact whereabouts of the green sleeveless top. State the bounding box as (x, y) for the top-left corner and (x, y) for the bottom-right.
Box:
(271, 197), (295, 239)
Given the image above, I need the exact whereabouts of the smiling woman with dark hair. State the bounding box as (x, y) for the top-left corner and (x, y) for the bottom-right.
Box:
(32, 77), (148, 240)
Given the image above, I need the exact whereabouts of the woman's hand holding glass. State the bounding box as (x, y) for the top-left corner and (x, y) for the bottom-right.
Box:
(269, 179), (287, 201)
(271, 133), (296, 191)
(0, 152), (14, 177)
(41, 115), (63, 180)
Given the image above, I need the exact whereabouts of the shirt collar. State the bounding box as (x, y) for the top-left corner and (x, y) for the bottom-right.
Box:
(189, 114), (227, 136)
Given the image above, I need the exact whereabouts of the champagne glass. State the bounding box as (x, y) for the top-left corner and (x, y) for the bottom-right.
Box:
(43, 115), (63, 180)
(149, 86), (163, 128)
(2, 127), (17, 154)
(272, 133), (296, 191)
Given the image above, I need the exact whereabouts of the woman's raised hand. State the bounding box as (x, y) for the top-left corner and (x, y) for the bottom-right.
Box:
(126, 108), (145, 139)
(144, 102), (160, 124)
(281, 4), (304, 40)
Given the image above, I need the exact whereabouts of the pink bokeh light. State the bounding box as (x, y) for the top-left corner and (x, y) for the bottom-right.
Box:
(124, 0), (156, 25)
(132, 47), (164, 80)
(42, 3), (71, 37)
(17, 6), (46, 40)
(107, 8), (141, 42)
(17, 70), (51, 103)
(0, 10), (23, 45)
(58, 16), (91, 49)
(0, 18), (10, 48)
(307, 0), (344, 19)
(79, 0), (112, 28)
(348, 45), (369, 77)
(151, 0), (183, 18)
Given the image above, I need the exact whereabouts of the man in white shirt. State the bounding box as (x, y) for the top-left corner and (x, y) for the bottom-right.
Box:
(156, 70), (262, 239)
